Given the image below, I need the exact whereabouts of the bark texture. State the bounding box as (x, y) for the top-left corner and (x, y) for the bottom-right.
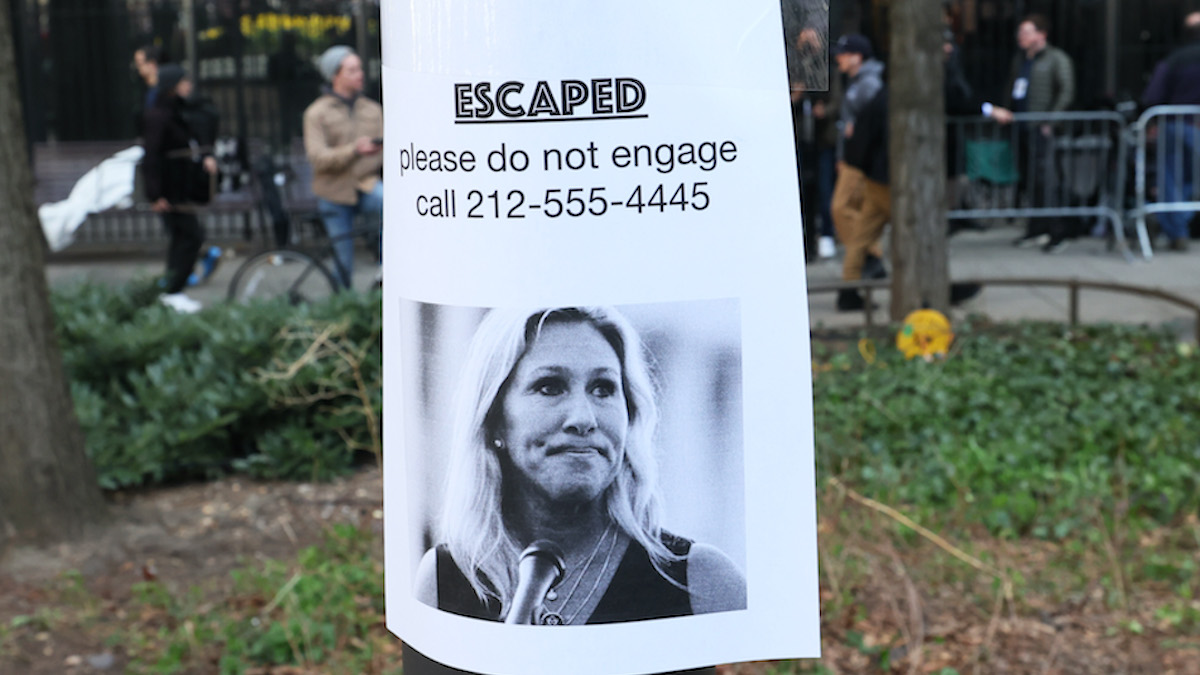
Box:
(888, 0), (949, 319)
(0, 0), (106, 551)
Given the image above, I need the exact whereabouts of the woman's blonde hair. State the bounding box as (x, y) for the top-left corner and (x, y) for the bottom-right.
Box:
(438, 307), (675, 616)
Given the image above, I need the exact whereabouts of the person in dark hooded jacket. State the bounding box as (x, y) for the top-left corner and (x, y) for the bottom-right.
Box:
(837, 86), (981, 310)
(829, 34), (888, 284)
(836, 85), (890, 311)
(142, 63), (218, 313)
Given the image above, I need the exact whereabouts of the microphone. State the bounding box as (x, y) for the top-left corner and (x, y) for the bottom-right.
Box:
(504, 540), (566, 624)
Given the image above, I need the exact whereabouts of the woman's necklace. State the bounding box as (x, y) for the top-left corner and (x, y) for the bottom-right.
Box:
(561, 526), (620, 625)
(538, 523), (614, 625)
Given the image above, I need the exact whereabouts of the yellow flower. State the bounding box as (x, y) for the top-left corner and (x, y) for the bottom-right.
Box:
(896, 309), (954, 361)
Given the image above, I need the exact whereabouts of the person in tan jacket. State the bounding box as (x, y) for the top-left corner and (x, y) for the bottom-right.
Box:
(303, 45), (383, 288)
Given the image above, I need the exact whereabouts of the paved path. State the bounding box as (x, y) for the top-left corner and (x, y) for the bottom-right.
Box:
(46, 247), (383, 306)
(805, 224), (1200, 339)
(46, 223), (1200, 339)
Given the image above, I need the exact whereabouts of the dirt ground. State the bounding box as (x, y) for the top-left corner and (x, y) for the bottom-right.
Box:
(0, 469), (385, 674)
(1, 469), (1196, 674)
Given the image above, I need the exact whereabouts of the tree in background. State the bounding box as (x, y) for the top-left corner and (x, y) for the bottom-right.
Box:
(0, 0), (107, 551)
(888, 0), (949, 317)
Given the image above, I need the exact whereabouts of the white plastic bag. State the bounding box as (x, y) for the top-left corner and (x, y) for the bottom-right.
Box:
(38, 146), (145, 252)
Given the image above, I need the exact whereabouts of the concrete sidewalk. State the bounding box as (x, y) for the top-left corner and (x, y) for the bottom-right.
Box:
(805, 224), (1200, 339)
(46, 223), (1200, 339)
(46, 247), (384, 307)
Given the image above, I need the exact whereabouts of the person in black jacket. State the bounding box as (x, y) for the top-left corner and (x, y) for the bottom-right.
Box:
(837, 85), (980, 310)
(142, 64), (217, 313)
(943, 34), (983, 236)
(836, 85), (891, 311)
(830, 34), (887, 281)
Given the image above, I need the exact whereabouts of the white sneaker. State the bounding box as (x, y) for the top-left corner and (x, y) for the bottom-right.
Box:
(159, 292), (202, 314)
(818, 236), (837, 259)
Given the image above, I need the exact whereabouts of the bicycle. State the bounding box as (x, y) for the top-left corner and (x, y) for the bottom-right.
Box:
(227, 155), (381, 303)
(225, 224), (381, 303)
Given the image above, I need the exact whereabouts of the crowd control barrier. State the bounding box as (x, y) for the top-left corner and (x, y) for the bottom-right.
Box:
(1132, 105), (1200, 260)
(946, 111), (1139, 259)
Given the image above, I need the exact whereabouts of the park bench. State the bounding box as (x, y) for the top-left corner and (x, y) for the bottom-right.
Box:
(34, 140), (321, 256)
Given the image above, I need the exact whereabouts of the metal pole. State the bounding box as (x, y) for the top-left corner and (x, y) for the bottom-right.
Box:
(1068, 281), (1079, 326)
(355, 0), (369, 68)
(10, 0), (33, 165)
(183, 0), (198, 85)
(232, 2), (247, 140)
(864, 287), (875, 330)
(1104, 0), (1118, 97)
(1135, 112), (1151, 259)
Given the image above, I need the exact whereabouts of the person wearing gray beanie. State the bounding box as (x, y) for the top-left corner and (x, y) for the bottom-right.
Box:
(304, 44), (383, 289)
(319, 45), (356, 82)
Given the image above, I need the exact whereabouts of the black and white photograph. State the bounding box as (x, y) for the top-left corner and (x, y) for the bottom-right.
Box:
(398, 299), (747, 626)
(383, 2), (821, 667)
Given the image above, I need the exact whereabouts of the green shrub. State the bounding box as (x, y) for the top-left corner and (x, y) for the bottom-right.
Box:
(54, 280), (1200, 537)
(814, 320), (1200, 536)
(53, 281), (381, 489)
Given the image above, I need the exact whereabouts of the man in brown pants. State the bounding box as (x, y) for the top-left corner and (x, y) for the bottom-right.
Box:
(837, 80), (889, 311)
(829, 34), (886, 306)
(841, 85), (981, 311)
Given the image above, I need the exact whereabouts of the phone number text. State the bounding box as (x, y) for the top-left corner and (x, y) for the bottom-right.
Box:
(415, 184), (712, 219)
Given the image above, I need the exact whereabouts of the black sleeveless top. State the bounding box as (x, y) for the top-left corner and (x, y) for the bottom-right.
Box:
(436, 532), (693, 624)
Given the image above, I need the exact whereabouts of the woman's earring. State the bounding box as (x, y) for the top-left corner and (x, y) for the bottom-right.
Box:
(492, 437), (504, 450)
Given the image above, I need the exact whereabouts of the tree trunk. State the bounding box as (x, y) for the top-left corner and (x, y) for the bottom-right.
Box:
(0, 0), (107, 551)
(888, 0), (948, 319)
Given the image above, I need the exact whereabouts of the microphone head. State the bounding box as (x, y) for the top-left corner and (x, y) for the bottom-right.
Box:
(519, 539), (566, 587)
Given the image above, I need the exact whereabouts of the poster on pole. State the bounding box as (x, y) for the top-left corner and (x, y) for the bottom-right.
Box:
(381, 3), (821, 673)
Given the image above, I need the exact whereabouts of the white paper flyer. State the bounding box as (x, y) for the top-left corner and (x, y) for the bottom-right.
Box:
(381, 3), (821, 673)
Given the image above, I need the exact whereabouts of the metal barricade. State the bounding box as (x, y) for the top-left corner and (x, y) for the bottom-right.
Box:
(1132, 105), (1200, 260)
(947, 111), (1137, 260)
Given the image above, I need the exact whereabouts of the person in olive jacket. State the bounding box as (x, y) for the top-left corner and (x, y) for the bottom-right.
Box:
(303, 46), (384, 289)
(984, 14), (1076, 253)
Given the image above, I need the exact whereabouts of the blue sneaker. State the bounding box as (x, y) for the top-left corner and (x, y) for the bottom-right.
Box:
(200, 246), (223, 281)
(186, 247), (221, 286)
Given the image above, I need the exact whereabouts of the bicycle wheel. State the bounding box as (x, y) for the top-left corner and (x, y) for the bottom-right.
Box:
(227, 249), (338, 304)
